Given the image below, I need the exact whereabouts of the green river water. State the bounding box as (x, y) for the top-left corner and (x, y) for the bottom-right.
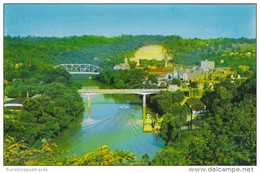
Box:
(51, 79), (164, 159)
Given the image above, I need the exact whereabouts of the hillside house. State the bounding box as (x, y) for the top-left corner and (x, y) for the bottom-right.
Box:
(113, 58), (130, 70)
(201, 59), (215, 71)
(186, 98), (206, 130)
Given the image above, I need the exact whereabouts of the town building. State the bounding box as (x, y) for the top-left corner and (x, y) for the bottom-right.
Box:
(186, 98), (206, 130)
(157, 80), (168, 88)
(201, 59), (215, 71)
(186, 69), (206, 81)
(168, 85), (180, 91)
(186, 98), (206, 118)
(182, 73), (188, 81)
(216, 67), (229, 73)
(113, 58), (130, 70)
(173, 72), (178, 79)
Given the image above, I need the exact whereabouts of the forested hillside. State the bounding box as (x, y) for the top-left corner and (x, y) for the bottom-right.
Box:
(6, 35), (254, 94)
(4, 35), (256, 166)
(163, 36), (256, 71)
(4, 35), (256, 85)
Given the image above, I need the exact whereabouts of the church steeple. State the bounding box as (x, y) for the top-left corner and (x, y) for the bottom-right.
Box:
(136, 59), (140, 66)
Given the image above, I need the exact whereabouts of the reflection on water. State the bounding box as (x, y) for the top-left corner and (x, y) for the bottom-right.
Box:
(51, 94), (164, 159)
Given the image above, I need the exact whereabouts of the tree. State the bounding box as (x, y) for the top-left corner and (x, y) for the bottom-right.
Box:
(129, 61), (137, 69)
(65, 145), (137, 166)
(151, 147), (186, 165)
(195, 75), (256, 165)
(171, 78), (181, 86)
(43, 68), (72, 85)
(140, 153), (150, 165)
(150, 91), (174, 115)
(173, 89), (185, 102)
(148, 75), (158, 84)
(7, 81), (84, 146)
(190, 81), (198, 88)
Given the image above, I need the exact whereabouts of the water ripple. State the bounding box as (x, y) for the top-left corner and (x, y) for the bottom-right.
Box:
(51, 95), (164, 159)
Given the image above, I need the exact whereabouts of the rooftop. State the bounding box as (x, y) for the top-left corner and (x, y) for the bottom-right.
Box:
(186, 97), (206, 110)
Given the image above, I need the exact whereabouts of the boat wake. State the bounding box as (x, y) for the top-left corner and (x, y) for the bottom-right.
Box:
(52, 103), (164, 159)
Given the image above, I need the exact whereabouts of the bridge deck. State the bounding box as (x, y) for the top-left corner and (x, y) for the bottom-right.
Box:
(78, 88), (177, 94)
(4, 103), (23, 107)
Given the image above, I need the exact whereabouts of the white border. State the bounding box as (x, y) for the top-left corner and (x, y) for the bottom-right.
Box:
(0, 1), (259, 173)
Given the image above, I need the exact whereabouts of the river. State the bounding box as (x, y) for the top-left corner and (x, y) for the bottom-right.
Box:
(51, 79), (164, 159)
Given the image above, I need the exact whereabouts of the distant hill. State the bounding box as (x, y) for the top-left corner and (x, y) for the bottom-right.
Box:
(4, 35), (256, 83)
(162, 36), (256, 71)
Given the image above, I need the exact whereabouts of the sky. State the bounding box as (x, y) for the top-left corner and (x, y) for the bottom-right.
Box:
(4, 4), (256, 39)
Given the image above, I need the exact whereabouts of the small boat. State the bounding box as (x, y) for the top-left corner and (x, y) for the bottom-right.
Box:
(119, 105), (130, 109)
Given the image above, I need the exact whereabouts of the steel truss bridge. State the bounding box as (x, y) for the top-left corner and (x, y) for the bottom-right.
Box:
(54, 64), (102, 74)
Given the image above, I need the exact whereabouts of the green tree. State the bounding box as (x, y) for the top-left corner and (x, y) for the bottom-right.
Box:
(171, 78), (181, 86)
(148, 75), (158, 84)
(173, 89), (185, 102)
(150, 91), (174, 115)
(151, 147), (186, 165)
(140, 153), (150, 165)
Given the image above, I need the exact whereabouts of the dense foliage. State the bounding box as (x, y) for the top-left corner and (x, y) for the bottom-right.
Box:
(94, 69), (148, 89)
(4, 35), (256, 165)
(151, 75), (256, 165)
(4, 35), (256, 96)
(163, 36), (256, 72)
(4, 81), (85, 147)
(4, 136), (138, 166)
(4, 36), (85, 148)
(148, 90), (189, 144)
(4, 35), (165, 72)
(5, 35), (256, 84)
(149, 90), (186, 115)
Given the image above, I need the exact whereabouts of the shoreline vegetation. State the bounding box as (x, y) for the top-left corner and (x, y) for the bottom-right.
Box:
(4, 35), (256, 165)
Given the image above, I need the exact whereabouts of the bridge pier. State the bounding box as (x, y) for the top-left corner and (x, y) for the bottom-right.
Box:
(87, 95), (91, 108)
(87, 95), (92, 118)
(142, 94), (147, 119)
(142, 107), (146, 120)
(143, 94), (146, 108)
(87, 107), (91, 118)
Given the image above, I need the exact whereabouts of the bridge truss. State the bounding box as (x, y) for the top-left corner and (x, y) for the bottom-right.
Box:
(54, 64), (102, 75)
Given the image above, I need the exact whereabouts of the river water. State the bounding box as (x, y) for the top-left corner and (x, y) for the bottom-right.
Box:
(51, 81), (164, 159)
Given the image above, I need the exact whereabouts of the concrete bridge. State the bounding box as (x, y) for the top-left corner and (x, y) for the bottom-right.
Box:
(4, 103), (23, 107)
(78, 88), (178, 119)
(78, 88), (174, 95)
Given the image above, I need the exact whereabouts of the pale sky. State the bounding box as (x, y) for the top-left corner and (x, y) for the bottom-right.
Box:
(4, 4), (256, 38)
